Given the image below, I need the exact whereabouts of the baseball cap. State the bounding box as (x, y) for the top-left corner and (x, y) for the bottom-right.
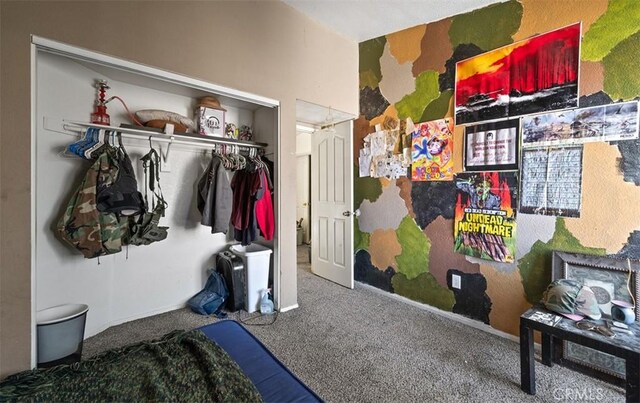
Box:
(542, 279), (602, 320)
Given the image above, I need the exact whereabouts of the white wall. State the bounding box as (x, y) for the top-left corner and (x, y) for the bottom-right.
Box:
(35, 52), (269, 337)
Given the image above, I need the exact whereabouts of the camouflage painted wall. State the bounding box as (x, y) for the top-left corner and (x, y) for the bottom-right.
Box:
(356, 0), (640, 336)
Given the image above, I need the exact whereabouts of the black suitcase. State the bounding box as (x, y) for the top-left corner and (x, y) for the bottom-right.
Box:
(216, 251), (245, 312)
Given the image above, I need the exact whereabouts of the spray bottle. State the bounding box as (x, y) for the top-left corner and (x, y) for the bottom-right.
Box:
(260, 289), (274, 315)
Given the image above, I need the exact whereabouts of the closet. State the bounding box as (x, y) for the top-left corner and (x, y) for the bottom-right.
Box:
(32, 37), (280, 341)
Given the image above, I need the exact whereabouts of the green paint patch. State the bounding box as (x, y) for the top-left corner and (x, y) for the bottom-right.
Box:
(518, 218), (606, 304)
(354, 218), (370, 252)
(420, 90), (453, 123)
(603, 31), (640, 100)
(582, 0), (640, 62)
(395, 70), (440, 122)
(395, 215), (430, 280)
(354, 174), (383, 209)
(360, 70), (379, 89)
(359, 37), (386, 85)
(449, 0), (523, 51)
(392, 272), (455, 311)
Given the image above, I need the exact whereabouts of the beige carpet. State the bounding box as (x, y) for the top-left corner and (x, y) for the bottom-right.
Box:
(83, 245), (624, 402)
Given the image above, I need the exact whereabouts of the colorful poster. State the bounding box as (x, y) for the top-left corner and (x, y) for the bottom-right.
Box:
(522, 101), (639, 148)
(455, 23), (581, 125)
(464, 119), (519, 171)
(411, 118), (454, 181)
(454, 172), (518, 263)
(520, 147), (583, 217)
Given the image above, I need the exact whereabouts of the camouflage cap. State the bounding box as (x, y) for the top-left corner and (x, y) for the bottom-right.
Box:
(542, 279), (602, 320)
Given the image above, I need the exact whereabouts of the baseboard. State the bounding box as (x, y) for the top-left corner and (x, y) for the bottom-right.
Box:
(358, 281), (521, 344)
(279, 303), (299, 313)
(85, 302), (187, 338)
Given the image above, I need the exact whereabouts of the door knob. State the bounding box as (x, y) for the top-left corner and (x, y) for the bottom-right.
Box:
(342, 209), (361, 217)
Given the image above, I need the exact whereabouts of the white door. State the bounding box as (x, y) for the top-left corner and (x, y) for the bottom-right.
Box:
(296, 156), (310, 244)
(311, 120), (354, 288)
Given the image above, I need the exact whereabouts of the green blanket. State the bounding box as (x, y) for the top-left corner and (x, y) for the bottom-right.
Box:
(0, 330), (263, 402)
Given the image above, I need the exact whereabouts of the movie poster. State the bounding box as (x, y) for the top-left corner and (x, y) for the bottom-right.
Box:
(411, 118), (454, 181)
(455, 23), (581, 125)
(453, 172), (518, 263)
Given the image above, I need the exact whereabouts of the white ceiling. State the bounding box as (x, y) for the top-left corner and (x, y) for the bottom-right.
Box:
(283, 0), (506, 42)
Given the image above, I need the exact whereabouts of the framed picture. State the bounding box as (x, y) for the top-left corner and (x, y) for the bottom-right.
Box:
(551, 251), (639, 383)
(463, 119), (519, 171)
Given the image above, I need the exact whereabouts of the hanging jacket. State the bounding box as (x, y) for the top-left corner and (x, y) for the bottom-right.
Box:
(198, 155), (234, 234)
(255, 169), (274, 240)
(57, 147), (128, 258)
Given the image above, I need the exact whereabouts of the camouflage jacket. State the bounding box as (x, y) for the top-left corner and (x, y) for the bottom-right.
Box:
(57, 147), (128, 258)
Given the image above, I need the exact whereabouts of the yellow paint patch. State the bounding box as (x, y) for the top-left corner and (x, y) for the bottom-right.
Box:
(564, 143), (640, 252)
(452, 125), (464, 174)
(480, 264), (530, 337)
(579, 61), (604, 97)
(379, 177), (392, 188)
(370, 104), (399, 128)
(514, 0), (608, 41)
(387, 24), (427, 64)
(369, 229), (402, 271)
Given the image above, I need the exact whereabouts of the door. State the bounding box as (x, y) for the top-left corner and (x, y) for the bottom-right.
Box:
(296, 155), (310, 244)
(311, 120), (354, 288)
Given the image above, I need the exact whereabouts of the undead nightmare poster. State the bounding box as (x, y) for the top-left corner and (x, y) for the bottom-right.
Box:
(455, 23), (581, 125)
(454, 172), (518, 263)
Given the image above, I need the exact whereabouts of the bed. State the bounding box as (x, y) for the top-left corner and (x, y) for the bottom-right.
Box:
(0, 320), (322, 402)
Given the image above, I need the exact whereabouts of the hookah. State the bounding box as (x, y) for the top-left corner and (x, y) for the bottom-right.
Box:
(90, 79), (111, 125)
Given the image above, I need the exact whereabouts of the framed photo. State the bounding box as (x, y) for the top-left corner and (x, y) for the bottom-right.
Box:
(551, 251), (639, 383)
(463, 119), (519, 171)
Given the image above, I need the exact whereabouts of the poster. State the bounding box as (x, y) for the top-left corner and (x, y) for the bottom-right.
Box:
(455, 23), (581, 125)
(453, 171), (518, 263)
(411, 118), (454, 181)
(519, 147), (583, 217)
(464, 119), (519, 171)
(522, 101), (639, 148)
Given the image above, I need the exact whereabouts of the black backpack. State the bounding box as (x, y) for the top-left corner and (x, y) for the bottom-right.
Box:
(96, 134), (145, 216)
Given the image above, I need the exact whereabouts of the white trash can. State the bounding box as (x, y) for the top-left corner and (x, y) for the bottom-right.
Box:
(36, 303), (89, 368)
(230, 244), (272, 313)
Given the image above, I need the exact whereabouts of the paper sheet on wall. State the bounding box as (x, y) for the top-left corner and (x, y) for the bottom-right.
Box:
(519, 146), (583, 217)
(358, 129), (409, 179)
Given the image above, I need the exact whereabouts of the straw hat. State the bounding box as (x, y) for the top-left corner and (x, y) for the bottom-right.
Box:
(197, 96), (226, 111)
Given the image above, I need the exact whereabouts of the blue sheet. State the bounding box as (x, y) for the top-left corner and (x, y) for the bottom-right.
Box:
(199, 320), (322, 403)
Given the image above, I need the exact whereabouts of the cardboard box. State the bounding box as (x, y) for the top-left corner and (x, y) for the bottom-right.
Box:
(196, 106), (225, 137)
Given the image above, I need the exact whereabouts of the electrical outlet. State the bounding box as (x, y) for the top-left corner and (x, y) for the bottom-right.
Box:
(452, 274), (461, 289)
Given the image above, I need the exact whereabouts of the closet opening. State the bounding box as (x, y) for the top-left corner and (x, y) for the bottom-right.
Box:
(30, 36), (280, 368)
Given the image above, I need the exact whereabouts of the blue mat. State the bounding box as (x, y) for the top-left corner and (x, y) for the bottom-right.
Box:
(199, 320), (322, 403)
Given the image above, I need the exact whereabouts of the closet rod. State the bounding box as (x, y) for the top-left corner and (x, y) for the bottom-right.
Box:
(63, 120), (268, 149)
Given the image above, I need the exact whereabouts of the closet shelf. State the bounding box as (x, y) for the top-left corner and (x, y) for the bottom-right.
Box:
(64, 120), (268, 149)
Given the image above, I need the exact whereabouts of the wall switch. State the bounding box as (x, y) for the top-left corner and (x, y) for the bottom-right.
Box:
(452, 274), (461, 289)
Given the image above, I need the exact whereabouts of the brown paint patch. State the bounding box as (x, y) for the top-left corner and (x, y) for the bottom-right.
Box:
(387, 24), (427, 64)
(480, 264), (531, 337)
(514, 0), (608, 41)
(564, 143), (640, 252)
(379, 177), (392, 188)
(396, 177), (416, 219)
(579, 61), (605, 98)
(412, 18), (453, 76)
(369, 229), (402, 271)
(370, 104), (399, 128)
(424, 216), (480, 287)
(354, 115), (374, 166)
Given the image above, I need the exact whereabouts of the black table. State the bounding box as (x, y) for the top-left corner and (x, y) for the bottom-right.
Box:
(520, 307), (640, 402)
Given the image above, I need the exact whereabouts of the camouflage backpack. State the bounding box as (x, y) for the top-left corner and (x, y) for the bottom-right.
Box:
(128, 146), (169, 246)
(57, 146), (128, 258)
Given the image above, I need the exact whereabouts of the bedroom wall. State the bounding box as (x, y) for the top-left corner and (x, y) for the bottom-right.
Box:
(356, 0), (640, 336)
(0, 1), (358, 377)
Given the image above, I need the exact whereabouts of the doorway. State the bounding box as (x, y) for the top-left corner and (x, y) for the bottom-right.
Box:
(295, 100), (356, 288)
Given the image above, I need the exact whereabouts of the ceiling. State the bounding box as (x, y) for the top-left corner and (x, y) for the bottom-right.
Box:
(283, 0), (505, 42)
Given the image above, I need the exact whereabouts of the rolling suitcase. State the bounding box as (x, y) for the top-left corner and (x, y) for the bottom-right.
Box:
(216, 251), (245, 312)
